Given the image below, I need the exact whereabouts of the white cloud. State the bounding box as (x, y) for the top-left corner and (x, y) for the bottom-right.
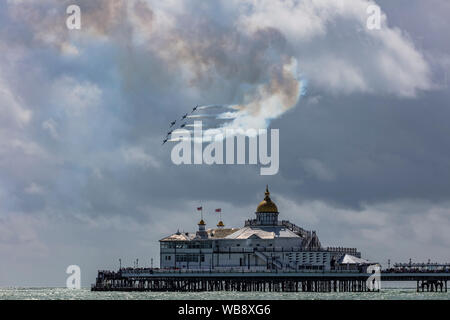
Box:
(0, 76), (31, 127)
(0, 138), (47, 158)
(42, 118), (59, 139)
(122, 146), (160, 169)
(24, 182), (45, 195)
(0, 213), (49, 259)
(51, 76), (102, 116)
(235, 0), (432, 97)
(301, 158), (336, 181)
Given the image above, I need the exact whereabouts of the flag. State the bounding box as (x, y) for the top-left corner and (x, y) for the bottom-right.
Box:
(215, 208), (221, 213)
(197, 206), (202, 211)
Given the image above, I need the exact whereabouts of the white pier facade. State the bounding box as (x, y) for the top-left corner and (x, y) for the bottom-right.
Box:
(160, 187), (363, 272)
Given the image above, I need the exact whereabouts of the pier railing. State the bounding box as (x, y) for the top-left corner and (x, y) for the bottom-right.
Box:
(116, 267), (363, 275)
(161, 246), (360, 254)
(104, 267), (450, 276)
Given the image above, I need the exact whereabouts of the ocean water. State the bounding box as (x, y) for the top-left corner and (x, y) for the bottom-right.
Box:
(1, 286), (449, 300)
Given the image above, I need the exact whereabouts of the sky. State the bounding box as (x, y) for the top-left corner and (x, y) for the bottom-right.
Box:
(0, 0), (449, 287)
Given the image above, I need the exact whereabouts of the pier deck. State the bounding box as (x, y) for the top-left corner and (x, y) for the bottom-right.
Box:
(91, 269), (449, 292)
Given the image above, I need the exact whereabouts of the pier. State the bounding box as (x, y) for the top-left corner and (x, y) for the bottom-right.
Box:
(91, 268), (449, 293)
(92, 269), (377, 292)
(91, 188), (450, 294)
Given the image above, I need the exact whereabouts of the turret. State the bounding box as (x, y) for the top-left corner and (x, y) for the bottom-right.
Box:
(216, 220), (225, 228)
(255, 185), (279, 225)
(196, 219), (208, 239)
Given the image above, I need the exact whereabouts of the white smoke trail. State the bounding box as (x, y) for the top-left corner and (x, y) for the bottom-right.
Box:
(215, 57), (306, 133)
(186, 114), (217, 119)
(216, 111), (239, 120)
(169, 58), (306, 143)
(197, 104), (234, 110)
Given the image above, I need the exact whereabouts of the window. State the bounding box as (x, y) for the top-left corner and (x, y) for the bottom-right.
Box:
(161, 241), (212, 249)
(176, 254), (201, 262)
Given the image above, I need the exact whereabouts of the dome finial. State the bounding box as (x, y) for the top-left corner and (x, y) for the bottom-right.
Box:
(264, 185), (270, 200)
(256, 185), (278, 213)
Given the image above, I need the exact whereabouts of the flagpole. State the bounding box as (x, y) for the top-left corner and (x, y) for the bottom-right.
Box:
(197, 205), (204, 222)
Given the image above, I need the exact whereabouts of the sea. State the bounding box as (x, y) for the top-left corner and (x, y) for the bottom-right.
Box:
(1, 282), (449, 300)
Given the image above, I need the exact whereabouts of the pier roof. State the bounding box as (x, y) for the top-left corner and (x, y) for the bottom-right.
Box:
(208, 228), (240, 238)
(338, 254), (371, 265)
(225, 226), (300, 239)
(160, 228), (239, 241)
(160, 232), (195, 242)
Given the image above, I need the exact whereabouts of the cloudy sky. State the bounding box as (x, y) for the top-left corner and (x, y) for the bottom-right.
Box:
(1, 0), (449, 287)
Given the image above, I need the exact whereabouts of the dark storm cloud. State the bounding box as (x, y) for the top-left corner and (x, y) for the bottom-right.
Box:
(0, 0), (444, 217)
(277, 89), (450, 209)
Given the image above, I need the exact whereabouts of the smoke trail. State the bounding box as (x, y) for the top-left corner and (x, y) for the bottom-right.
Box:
(186, 114), (217, 119)
(171, 128), (189, 133)
(216, 57), (306, 132)
(216, 112), (239, 120)
(169, 57), (305, 144)
(197, 104), (234, 110)
(168, 137), (190, 141)
(185, 123), (215, 129)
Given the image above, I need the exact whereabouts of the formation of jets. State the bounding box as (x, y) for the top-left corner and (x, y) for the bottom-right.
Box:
(163, 105), (199, 145)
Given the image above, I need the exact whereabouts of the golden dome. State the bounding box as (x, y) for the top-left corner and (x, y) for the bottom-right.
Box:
(256, 185), (278, 213)
(217, 220), (224, 227)
(198, 219), (206, 225)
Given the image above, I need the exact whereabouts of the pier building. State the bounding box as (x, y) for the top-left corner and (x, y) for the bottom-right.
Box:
(159, 186), (365, 272)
